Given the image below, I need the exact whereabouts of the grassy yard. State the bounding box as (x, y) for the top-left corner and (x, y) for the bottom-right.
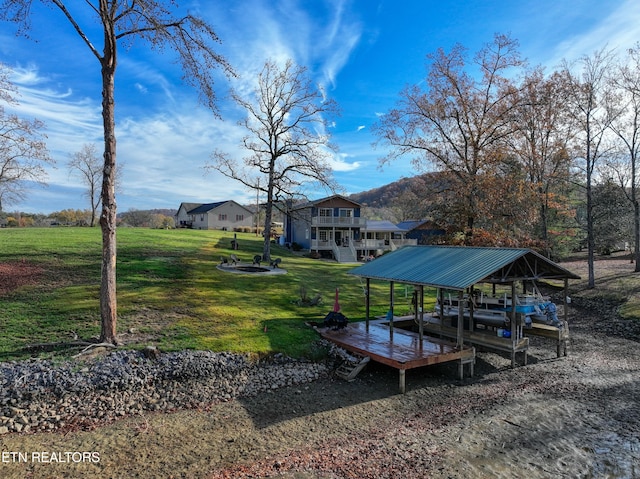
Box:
(0, 227), (434, 361)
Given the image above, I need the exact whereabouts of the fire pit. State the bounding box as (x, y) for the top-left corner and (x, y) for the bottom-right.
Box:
(216, 264), (287, 275)
(235, 265), (270, 273)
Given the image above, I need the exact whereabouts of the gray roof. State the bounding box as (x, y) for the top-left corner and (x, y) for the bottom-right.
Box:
(349, 245), (580, 290)
(364, 220), (405, 232)
(290, 194), (361, 211)
(396, 220), (442, 231)
(188, 201), (227, 214)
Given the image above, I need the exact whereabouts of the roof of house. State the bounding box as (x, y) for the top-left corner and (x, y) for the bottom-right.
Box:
(177, 202), (202, 214)
(348, 245), (580, 291)
(396, 220), (442, 231)
(188, 201), (227, 214)
(364, 220), (406, 232)
(184, 200), (254, 215)
(290, 194), (361, 211)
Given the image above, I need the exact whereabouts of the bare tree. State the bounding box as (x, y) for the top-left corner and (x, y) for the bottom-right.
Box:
(1, 1), (232, 344)
(607, 44), (640, 270)
(509, 69), (575, 256)
(561, 48), (618, 288)
(374, 34), (526, 243)
(0, 62), (53, 212)
(210, 59), (340, 261)
(68, 143), (102, 227)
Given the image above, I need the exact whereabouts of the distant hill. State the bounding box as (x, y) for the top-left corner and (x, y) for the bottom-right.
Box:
(349, 171), (448, 208)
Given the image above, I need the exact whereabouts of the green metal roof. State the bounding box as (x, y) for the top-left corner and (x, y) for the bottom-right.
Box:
(349, 245), (580, 290)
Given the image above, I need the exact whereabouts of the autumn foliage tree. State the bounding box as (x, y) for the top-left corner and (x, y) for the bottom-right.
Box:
(375, 34), (526, 244)
(1, 0), (232, 344)
(509, 69), (575, 256)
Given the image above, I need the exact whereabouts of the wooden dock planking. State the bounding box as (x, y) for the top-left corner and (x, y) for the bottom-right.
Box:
(390, 314), (530, 368)
(320, 322), (475, 393)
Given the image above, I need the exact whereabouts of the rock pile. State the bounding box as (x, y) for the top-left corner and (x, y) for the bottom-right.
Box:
(0, 349), (328, 434)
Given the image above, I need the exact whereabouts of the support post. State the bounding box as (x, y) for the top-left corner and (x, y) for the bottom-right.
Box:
(389, 281), (394, 341)
(438, 288), (444, 332)
(365, 278), (370, 331)
(457, 290), (464, 348)
(563, 278), (569, 323)
(419, 285), (424, 344)
(399, 369), (406, 394)
(511, 281), (517, 368)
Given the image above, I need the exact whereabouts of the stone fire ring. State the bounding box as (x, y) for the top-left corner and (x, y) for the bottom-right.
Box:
(216, 263), (288, 275)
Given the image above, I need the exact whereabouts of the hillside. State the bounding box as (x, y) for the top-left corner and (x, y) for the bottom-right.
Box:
(349, 171), (447, 208)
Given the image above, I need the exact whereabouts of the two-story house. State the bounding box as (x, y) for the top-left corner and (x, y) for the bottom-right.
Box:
(175, 201), (254, 230)
(284, 195), (416, 262)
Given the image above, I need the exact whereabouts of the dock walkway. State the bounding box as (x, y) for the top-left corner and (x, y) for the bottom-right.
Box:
(320, 321), (475, 393)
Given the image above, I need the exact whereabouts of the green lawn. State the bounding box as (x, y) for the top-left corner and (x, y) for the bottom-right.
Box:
(0, 227), (434, 361)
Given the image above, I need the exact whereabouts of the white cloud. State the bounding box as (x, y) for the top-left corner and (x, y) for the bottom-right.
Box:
(548, 0), (640, 66)
(329, 152), (361, 172)
(5, 63), (258, 211)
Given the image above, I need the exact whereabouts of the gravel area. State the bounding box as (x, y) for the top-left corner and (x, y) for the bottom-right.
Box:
(0, 256), (639, 478)
(0, 351), (328, 435)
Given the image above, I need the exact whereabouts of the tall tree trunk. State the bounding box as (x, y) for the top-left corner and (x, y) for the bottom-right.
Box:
(99, 26), (118, 345)
(262, 158), (276, 262)
(586, 129), (595, 289)
(633, 155), (640, 271)
(634, 197), (640, 271)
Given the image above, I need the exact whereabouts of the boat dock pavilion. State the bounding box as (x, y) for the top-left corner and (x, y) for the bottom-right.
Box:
(321, 245), (580, 393)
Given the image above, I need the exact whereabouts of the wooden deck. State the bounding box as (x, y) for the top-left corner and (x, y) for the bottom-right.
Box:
(390, 314), (529, 367)
(320, 322), (475, 393)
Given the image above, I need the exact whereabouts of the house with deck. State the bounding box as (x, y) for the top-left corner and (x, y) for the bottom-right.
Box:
(175, 201), (254, 230)
(283, 195), (416, 262)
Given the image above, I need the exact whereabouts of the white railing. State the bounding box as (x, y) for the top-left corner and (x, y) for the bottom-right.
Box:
(390, 238), (417, 250)
(331, 242), (341, 262)
(358, 239), (389, 249)
(311, 216), (366, 226)
(311, 239), (332, 249)
(348, 242), (358, 261)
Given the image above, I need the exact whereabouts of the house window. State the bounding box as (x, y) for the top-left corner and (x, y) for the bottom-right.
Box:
(319, 230), (328, 242)
(339, 208), (353, 218)
(218, 214), (227, 221)
(235, 214), (244, 221)
(200, 215), (204, 221)
(319, 208), (333, 217)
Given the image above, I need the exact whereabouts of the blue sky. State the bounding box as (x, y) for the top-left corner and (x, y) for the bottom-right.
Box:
(1, 0), (639, 214)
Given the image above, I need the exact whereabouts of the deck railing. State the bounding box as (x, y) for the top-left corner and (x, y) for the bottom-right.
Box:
(311, 216), (366, 226)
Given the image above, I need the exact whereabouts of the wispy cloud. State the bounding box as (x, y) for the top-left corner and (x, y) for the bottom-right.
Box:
(207, 0), (362, 90)
(7, 65), (102, 166)
(547, 0), (640, 66)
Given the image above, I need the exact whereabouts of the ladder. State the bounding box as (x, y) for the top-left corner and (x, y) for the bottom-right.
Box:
(335, 355), (370, 381)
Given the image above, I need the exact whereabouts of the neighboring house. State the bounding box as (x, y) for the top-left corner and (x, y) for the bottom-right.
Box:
(175, 201), (254, 230)
(396, 219), (446, 244)
(284, 195), (416, 262)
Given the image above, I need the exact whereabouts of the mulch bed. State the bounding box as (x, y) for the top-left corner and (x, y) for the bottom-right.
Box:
(0, 261), (44, 296)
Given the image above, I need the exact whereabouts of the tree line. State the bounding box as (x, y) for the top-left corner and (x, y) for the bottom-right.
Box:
(374, 34), (640, 287)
